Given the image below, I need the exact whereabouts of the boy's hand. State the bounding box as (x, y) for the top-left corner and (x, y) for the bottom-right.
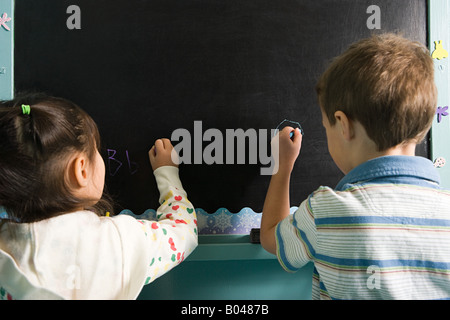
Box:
(261, 127), (302, 254)
(273, 126), (302, 176)
(149, 138), (179, 171)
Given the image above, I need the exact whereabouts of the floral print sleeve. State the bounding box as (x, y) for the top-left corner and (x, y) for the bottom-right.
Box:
(131, 166), (198, 285)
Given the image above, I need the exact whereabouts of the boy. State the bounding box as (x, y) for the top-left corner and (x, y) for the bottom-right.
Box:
(260, 33), (450, 300)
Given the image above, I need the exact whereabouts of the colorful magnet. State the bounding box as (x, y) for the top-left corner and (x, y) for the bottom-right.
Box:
(434, 157), (446, 168)
(432, 40), (449, 60)
(0, 13), (11, 31)
(436, 106), (449, 123)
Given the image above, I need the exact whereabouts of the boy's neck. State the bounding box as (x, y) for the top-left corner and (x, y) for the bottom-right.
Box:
(349, 141), (417, 173)
(381, 143), (417, 157)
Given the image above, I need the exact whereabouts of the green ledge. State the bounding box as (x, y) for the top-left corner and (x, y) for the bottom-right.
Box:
(187, 234), (277, 261)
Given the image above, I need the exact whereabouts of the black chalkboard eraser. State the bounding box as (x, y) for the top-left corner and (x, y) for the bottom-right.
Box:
(250, 228), (260, 244)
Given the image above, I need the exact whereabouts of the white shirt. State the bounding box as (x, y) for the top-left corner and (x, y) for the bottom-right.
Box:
(0, 166), (198, 300)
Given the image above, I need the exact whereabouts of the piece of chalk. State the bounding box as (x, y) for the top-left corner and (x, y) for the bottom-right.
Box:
(290, 131), (294, 139)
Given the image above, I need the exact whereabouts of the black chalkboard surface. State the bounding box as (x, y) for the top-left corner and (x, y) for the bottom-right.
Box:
(14, 0), (427, 214)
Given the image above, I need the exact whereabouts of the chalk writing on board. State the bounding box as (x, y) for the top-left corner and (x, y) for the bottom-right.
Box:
(0, 13), (11, 31)
(107, 149), (139, 176)
(432, 41), (449, 60)
(436, 106), (449, 123)
(274, 119), (304, 138)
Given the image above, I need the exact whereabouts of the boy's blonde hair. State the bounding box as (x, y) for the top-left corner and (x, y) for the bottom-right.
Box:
(316, 33), (437, 151)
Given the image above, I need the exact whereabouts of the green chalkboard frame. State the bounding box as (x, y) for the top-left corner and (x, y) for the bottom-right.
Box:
(430, 0), (450, 190)
(0, 0), (13, 100)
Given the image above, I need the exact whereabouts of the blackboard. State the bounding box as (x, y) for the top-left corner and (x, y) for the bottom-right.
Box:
(14, 0), (428, 215)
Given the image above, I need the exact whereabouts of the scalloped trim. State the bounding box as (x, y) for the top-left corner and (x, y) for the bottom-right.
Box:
(0, 206), (299, 235)
(119, 207), (299, 235)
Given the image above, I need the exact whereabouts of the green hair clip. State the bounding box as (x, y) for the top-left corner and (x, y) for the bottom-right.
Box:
(21, 104), (31, 115)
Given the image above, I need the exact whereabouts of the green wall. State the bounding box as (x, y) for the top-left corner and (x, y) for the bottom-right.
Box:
(0, 0), (13, 100)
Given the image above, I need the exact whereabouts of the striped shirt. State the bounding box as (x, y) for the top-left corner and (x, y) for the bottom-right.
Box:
(276, 155), (450, 300)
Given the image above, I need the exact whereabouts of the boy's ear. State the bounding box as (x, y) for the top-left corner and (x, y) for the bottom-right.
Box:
(70, 154), (89, 188)
(334, 110), (354, 141)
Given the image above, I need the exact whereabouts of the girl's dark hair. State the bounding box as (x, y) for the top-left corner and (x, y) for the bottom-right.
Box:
(0, 92), (114, 223)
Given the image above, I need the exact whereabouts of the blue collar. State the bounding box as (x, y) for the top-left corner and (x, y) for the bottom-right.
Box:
(335, 156), (441, 191)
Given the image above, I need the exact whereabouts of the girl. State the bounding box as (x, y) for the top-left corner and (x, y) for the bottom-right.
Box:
(0, 93), (197, 299)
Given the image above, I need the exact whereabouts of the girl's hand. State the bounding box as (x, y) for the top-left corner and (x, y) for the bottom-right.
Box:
(272, 126), (302, 176)
(149, 138), (179, 171)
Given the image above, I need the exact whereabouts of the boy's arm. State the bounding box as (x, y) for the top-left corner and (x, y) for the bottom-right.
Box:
(260, 170), (291, 254)
(261, 127), (302, 254)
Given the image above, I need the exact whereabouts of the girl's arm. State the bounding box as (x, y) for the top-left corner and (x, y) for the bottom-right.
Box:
(138, 139), (197, 284)
(110, 162), (197, 297)
(139, 167), (197, 284)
